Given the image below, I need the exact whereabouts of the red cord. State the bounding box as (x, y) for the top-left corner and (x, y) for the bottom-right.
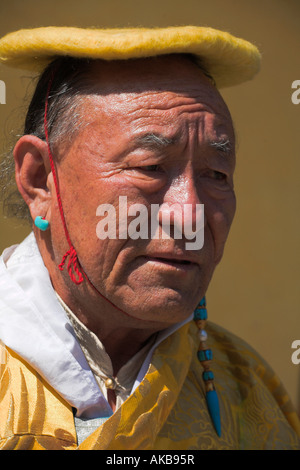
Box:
(43, 68), (135, 316)
(44, 70), (83, 284)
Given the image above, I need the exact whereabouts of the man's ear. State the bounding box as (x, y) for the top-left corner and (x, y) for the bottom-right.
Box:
(13, 135), (52, 221)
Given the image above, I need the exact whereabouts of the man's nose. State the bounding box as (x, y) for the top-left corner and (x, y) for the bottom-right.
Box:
(158, 174), (204, 236)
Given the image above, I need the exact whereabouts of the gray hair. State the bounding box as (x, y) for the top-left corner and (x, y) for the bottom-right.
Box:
(0, 57), (98, 222)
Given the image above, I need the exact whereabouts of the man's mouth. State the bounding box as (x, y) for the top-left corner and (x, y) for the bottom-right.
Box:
(148, 257), (192, 264)
(142, 255), (199, 271)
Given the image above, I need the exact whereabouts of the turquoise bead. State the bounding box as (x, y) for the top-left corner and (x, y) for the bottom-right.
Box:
(194, 307), (208, 320)
(202, 370), (214, 381)
(206, 389), (221, 437)
(34, 216), (49, 231)
(199, 297), (206, 307)
(197, 349), (213, 362)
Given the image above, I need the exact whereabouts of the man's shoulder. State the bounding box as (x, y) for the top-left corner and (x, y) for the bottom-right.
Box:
(206, 320), (285, 384)
(207, 321), (265, 363)
(203, 321), (300, 440)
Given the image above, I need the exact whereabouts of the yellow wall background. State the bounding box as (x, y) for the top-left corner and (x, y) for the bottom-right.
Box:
(0, 0), (299, 413)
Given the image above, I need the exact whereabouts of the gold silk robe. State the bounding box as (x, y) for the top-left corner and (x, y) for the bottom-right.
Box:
(0, 321), (299, 450)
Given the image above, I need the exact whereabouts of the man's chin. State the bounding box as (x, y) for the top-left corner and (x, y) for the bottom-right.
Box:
(115, 288), (200, 327)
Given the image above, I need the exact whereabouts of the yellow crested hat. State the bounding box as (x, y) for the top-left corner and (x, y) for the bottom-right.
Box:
(0, 25), (261, 88)
(0, 26), (261, 88)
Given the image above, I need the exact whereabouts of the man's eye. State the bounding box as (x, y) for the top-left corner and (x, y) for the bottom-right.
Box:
(142, 165), (160, 172)
(212, 170), (227, 180)
(201, 169), (228, 184)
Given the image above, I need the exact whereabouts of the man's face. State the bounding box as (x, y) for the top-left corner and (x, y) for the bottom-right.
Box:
(49, 56), (236, 327)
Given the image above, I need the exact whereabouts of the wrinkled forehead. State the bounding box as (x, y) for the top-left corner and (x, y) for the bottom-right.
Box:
(86, 55), (226, 101)
(83, 55), (234, 130)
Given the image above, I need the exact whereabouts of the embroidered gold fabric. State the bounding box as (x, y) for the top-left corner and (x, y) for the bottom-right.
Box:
(0, 322), (299, 450)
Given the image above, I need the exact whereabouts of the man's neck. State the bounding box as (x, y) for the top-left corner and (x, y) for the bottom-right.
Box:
(55, 288), (159, 374)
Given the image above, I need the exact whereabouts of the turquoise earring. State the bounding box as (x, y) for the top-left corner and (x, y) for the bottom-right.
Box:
(34, 216), (50, 231)
(194, 297), (221, 437)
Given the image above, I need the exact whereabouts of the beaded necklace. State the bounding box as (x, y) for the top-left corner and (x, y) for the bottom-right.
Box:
(194, 297), (221, 437)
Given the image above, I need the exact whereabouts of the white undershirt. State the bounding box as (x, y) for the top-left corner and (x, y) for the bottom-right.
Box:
(56, 292), (157, 410)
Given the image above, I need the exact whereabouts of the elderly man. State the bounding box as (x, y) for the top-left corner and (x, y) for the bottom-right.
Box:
(0, 26), (299, 450)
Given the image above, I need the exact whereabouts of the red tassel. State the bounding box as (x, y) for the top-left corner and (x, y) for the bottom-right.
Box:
(59, 246), (84, 285)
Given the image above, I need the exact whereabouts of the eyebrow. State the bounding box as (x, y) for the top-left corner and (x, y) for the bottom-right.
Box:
(133, 133), (234, 156)
(209, 139), (233, 155)
(133, 133), (177, 149)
